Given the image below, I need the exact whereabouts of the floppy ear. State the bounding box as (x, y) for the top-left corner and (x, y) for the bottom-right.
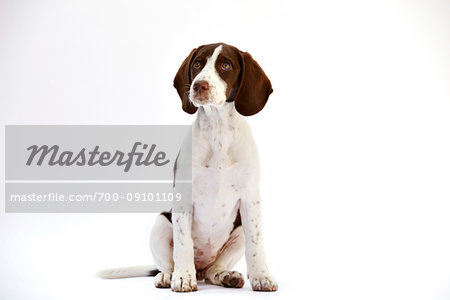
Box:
(234, 52), (273, 116)
(173, 48), (198, 114)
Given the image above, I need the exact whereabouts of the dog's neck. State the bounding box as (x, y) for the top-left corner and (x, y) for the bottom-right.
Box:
(196, 102), (239, 131)
(194, 103), (242, 165)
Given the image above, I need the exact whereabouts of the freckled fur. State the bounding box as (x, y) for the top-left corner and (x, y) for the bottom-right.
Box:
(166, 44), (277, 292)
(98, 43), (277, 293)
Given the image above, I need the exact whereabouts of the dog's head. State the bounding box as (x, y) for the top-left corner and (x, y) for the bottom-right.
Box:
(173, 43), (273, 116)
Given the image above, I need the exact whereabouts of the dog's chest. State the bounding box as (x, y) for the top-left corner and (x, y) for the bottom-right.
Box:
(191, 138), (242, 241)
(182, 105), (260, 271)
(190, 109), (248, 248)
(190, 152), (243, 269)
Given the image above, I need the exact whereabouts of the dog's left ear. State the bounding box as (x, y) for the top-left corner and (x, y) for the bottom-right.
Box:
(173, 48), (198, 114)
(234, 52), (273, 116)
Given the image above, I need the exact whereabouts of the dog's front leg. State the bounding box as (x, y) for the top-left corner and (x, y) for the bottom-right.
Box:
(171, 212), (197, 292)
(240, 189), (278, 292)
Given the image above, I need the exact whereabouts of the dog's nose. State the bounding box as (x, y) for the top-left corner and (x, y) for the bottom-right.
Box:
(193, 81), (209, 93)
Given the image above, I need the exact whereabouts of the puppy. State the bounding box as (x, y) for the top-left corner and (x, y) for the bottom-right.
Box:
(98, 43), (277, 292)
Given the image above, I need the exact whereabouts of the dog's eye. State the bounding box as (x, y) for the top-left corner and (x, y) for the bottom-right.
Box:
(193, 61), (201, 69)
(221, 62), (231, 71)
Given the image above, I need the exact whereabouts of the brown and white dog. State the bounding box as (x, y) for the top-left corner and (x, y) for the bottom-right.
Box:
(98, 43), (277, 292)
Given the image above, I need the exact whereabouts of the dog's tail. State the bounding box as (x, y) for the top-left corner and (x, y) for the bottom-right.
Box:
(97, 265), (159, 279)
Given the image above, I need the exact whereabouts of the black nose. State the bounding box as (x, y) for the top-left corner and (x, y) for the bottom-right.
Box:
(193, 81), (209, 93)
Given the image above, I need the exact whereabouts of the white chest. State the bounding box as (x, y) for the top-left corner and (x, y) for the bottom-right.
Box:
(189, 105), (259, 249)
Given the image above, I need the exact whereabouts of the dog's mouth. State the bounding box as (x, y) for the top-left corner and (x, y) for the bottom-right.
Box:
(191, 89), (213, 106)
(191, 80), (215, 106)
(192, 94), (209, 103)
(191, 93), (210, 105)
(191, 96), (211, 107)
(190, 82), (227, 107)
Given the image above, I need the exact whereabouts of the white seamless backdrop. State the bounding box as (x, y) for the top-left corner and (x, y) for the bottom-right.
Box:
(1, 1), (450, 300)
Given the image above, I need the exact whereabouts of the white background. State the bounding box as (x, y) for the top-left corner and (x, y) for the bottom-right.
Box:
(1, 0), (450, 299)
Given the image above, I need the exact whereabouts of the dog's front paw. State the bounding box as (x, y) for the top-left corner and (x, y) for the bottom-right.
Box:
(154, 272), (172, 288)
(249, 272), (278, 292)
(171, 270), (198, 292)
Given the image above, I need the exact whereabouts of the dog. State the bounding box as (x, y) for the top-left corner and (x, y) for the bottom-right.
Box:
(98, 43), (277, 292)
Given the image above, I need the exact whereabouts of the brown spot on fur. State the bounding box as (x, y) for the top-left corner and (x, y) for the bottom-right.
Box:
(161, 211), (172, 222)
(233, 210), (242, 229)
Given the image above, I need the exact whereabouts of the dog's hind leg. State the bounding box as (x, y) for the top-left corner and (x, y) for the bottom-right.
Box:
(150, 214), (174, 288)
(204, 225), (246, 288)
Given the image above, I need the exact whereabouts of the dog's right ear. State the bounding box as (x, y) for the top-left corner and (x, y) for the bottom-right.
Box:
(173, 48), (198, 114)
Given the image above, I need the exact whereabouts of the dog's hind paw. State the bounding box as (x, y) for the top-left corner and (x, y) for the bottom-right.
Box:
(206, 270), (245, 288)
(154, 272), (172, 288)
